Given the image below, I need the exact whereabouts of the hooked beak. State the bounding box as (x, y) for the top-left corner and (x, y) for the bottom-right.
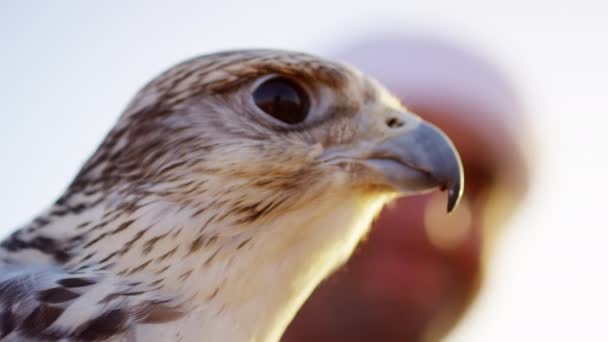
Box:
(365, 121), (464, 213)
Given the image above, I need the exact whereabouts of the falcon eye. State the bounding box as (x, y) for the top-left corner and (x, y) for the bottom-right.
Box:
(252, 77), (310, 125)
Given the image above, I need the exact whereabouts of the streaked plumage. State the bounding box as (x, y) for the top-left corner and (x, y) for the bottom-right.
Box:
(0, 50), (463, 341)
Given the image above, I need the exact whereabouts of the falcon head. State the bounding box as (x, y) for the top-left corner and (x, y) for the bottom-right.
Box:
(80, 49), (461, 213)
(56, 49), (463, 341)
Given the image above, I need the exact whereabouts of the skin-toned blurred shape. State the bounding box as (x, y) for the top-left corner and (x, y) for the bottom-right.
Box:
(283, 34), (530, 342)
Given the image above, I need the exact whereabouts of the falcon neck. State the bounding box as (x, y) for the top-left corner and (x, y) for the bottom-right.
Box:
(159, 193), (389, 342)
(3, 187), (389, 342)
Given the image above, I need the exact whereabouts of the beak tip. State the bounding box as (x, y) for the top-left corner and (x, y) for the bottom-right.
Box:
(446, 184), (463, 213)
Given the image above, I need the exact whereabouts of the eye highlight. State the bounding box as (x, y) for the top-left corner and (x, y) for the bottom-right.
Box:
(252, 77), (310, 125)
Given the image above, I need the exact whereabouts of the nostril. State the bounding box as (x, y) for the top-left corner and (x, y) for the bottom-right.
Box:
(386, 117), (404, 128)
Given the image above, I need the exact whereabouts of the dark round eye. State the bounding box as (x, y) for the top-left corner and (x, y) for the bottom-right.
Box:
(252, 77), (310, 125)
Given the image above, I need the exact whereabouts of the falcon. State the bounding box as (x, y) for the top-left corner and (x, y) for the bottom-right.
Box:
(0, 50), (463, 341)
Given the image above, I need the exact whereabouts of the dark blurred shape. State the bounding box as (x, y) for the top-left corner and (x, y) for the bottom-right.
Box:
(283, 34), (530, 342)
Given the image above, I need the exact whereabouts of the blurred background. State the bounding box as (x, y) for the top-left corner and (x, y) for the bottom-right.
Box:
(1, 1), (606, 341)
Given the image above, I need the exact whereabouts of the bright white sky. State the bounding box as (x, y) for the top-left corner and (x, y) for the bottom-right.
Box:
(1, 1), (607, 340)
